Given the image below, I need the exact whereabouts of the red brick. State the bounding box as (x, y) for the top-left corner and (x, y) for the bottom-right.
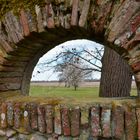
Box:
(1, 102), (7, 128)
(14, 103), (21, 129)
(91, 105), (101, 137)
(23, 103), (31, 132)
(30, 103), (38, 130)
(112, 106), (124, 139)
(70, 107), (80, 137)
(61, 106), (71, 136)
(7, 102), (14, 127)
(136, 108), (140, 139)
(125, 106), (137, 140)
(20, 9), (30, 36)
(37, 105), (46, 133)
(101, 105), (111, 138)
(45, 105), (54, 134)
(54, 105), (62, 135)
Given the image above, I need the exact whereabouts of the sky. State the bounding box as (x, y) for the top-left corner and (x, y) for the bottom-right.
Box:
(31, 39), (104, 81)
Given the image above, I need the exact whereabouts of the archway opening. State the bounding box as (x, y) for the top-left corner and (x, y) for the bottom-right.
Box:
(29, 39), (136, 104)
(30, 39), (103, 104)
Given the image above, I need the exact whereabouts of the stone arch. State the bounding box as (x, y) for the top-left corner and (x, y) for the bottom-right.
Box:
(0, 0), (139, 95)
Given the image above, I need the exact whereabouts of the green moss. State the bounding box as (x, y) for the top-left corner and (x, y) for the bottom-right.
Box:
(0, 0), (51, 19)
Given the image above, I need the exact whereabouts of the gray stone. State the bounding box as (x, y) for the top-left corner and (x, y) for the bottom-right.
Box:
(79, 130), (90, 140)
(136, 27), (140, 34)
(8, 135), (18, 140)
(88, 137), (97, 140)
(18, 134), (30, 140)
(30, 134), (47, 140)
(54, 105), (62, 135)
(58, 136), (72, 140)
(72, 137), (79, 140)
(6, 129), (16, 137)
(0, 129), (6, 136)
(126, 32), (132, 39)
(114, 39), (121, 46)
(0, 136), (7, 140)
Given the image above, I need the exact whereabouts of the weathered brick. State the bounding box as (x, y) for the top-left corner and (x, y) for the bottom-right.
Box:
(30, 103), (38, 130)
(45, 4), (55, 28)
(23, 103), (31, 132)
(37, 105), (46, 133)
(61, 106), (71, 136)
(136, 107), (140, 139)
(14, 103), (21, 129)
(48, 134), (59, 140)
(101, 105), (112, 138)
(54, 105), (62, 135)
(1, 102), (7, 128)
(70, 107), (80, 137)
(7, 102), (14, 127)
(81, 107), (89, 129)
(20, 9), (30, 36)
(90, 105), (101, 137)
(112, 105), (124, 139)
(79, 130), (90, 140)
(58, 136), (72, 140)
(35, 5), (45, 32)
(125, 106), (137, 140)
(45, 105), (54, 134)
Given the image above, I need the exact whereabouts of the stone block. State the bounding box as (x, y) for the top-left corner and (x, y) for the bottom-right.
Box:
(112, 105), (124, 139)
(6, 129), (16, 138)
(90, 105), (101, 137)
(81, 107), (89, 129)
(79, 130), (90, 140)
(101, 105), (111, 138)
(125, 106), (137, 140)
(45, 105), (54, 134)
(0, 129), (6, 136)
(23, 103), (31, 132)
(18, 133), (30, 140)
(14, 103), (21, 129)
(70, 107), (80, 137)
(61, 106), (71, 136)
(54, 105), (62, 135)
(7, 102), (14, 127)
(1, 102), (7, 128)
(30, 133), (47, 140)
(37, 105), (46, 133)
(58, 136), (72, 140)
(136, 107), (140, 139)
(30, 103), (38, 130)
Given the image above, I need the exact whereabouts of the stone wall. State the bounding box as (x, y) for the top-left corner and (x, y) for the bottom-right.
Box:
(0, 0), (139, 95)
(0, 101), (139, 140)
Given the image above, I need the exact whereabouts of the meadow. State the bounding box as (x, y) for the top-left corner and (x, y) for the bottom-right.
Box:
(29, 84), (137, 105)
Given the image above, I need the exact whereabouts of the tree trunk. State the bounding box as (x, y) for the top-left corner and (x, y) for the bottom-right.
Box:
(99, 47), (132, 97)
(134, 72), (140, 97)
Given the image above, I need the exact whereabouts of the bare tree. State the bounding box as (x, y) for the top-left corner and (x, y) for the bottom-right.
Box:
(55, 47), (97, 90)
(33, 40), (133, 97)
(35, 44), (103, 90)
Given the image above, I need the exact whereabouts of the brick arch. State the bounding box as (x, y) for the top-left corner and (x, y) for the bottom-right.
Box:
(0, 0), (140, 95)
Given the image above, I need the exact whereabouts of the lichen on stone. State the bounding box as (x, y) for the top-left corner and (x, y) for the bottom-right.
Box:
(0, 0), (47, 18)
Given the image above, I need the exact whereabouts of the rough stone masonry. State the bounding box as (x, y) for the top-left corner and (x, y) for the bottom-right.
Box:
(0, 0), (139, 95)
(0, 101), (139, 140)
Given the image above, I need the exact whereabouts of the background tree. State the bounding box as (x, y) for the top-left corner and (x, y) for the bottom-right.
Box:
(35, 40), (133, 97)
(55, 47), (98, 90)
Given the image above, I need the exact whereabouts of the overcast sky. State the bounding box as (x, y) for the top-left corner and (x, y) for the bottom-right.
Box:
(31, 39), (104, 81)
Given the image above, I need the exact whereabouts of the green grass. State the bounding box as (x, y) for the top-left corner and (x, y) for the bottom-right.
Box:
(29, 86), (137, 105)
(30, 86), (99, 98)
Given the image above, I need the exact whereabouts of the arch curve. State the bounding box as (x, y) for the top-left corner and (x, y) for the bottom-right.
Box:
(0, 0), (139, 95)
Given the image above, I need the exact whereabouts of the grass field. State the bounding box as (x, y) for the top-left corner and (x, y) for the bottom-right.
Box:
(29, 86), (137, 104)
